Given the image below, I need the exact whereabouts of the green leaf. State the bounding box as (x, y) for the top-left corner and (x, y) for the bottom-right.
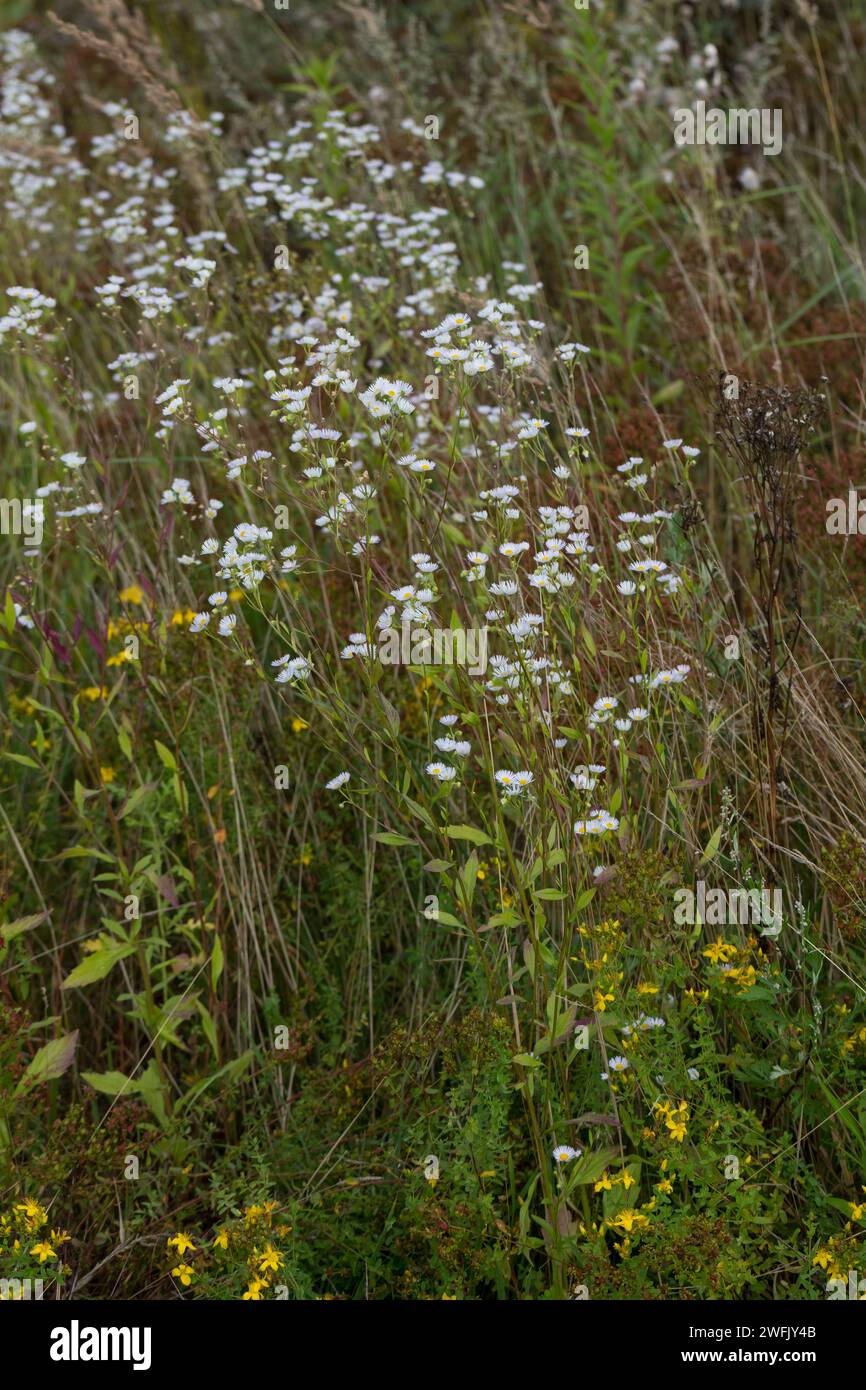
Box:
(374, 831), (414, 846)
(567, 1146), (622, 1187)
(429, 909), (463, 928)
(484, 910), (523, 929)
(55, 846), (116, 864)
(461, 851), (478, 907)
(651, 378), (685, 406)
(3, 751), (40, 769)
(82, 1070), (138, 1097)
(15, 1030), (79, 1094)
(404, 796), (435, 830)
(700, 825), (723, 864)
(61, 944), (135, 989)
(154, 740), (177, 772)
(197, 1001), (219, 1060)
(119, 784), (152, 820)
(136, 1058), (168, 1127)
(446, 824), (492, 846)
(1, 912), (48, 942)
(211, 935), (224, 990)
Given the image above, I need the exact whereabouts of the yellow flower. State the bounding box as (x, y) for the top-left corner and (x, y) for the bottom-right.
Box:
(9, 692), (36, 714)
(15, 1199), (47, 1229)
(167, 1232), (195, 1256)
(594, 1172), (612, 1193)
(258, 1244), (283, 1275)
(656, 1179), (674, 1194)
(703, 938), (736, 965)
(291, 717), (309, 734)
(80, 685), (107, 701)
(593, 989), (615, 1012)
(610, 1208), (648, 1234)
(119, 585), (145, 605)
(99, 766), (116, 784)
(107, 649), (134, 666)
(242, 1279), (265, 1300)
(171, 1264), (194, 1286)
(213, 1228), (229, 1250)
(30, 1240), (56, 1263)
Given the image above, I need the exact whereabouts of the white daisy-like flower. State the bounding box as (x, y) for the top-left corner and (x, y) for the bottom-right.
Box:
(426, 762), (456, 781)
(629, 558), (667, 575)
(326, 772), (351, 790)
(273, 655), (312, 683)
(552, 1144), (578, 1164)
